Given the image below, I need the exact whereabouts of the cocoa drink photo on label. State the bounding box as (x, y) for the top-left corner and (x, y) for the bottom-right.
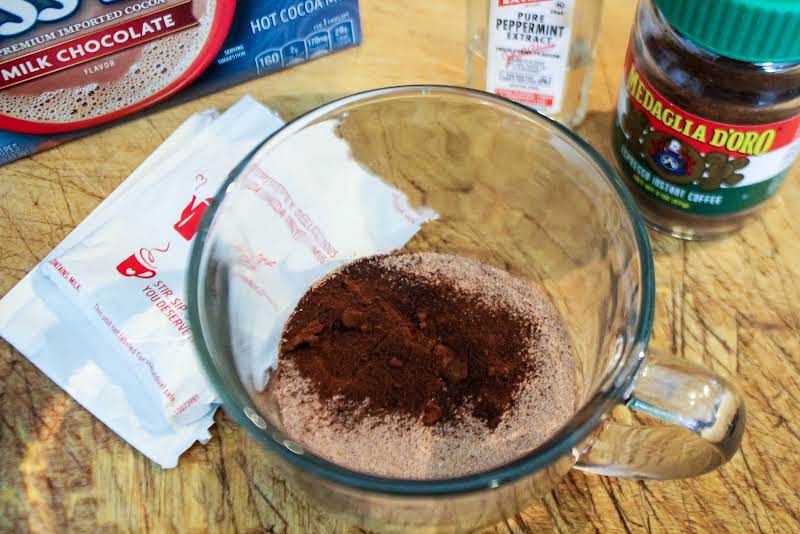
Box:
(0, 0), (362, 164)
(0, 0), (235, 133)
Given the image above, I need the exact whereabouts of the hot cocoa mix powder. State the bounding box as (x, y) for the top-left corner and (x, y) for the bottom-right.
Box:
(262, 253), (576, 479)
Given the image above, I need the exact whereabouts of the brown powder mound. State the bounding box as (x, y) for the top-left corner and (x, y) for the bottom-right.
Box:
(262, 253), (577, 479)
(278, 254), (539, 428)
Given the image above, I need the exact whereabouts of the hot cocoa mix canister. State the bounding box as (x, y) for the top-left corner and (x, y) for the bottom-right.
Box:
(613, 0), (800, 239)
(0, 0), (235, 134)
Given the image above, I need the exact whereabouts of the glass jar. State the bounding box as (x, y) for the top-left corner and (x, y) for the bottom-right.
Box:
(613, 0), (800, 240)
(466, 0), (604, 128)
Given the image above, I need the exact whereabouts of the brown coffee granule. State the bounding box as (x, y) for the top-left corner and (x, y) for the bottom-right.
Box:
(277, 254), (541, 429)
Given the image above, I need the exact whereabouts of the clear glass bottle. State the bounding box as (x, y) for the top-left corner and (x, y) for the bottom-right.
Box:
(466, 0), (604, 128)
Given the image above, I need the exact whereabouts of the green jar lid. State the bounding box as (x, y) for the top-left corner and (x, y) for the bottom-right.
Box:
(654, 0), (800, 63)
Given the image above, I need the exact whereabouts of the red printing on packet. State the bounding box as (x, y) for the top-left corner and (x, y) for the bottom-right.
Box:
(229, 242), (279, 310)
(0, 1), (198, 90)
(93, 302), (177, 404)
(117, 243), (170, 279)
(48, 258), (82, 291)
(141, 280), (192, 340)
(242, 166), (338, 265)
(174, 195), (213, 240)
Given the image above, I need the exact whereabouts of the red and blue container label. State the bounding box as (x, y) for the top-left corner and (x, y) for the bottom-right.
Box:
(614, 50), (800, 216)
(0, 0), (361, 165)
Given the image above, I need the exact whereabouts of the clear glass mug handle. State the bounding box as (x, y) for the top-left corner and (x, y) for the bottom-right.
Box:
(576, 351), (746, 479)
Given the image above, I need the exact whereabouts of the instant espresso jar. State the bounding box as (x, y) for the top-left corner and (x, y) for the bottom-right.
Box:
(613, 0), (800, 239)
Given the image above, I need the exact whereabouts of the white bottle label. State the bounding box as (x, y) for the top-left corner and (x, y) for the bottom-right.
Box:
(486, 0), (575, 115)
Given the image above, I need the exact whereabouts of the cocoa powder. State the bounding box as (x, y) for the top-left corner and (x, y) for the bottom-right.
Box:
(277, 254), (539, 429)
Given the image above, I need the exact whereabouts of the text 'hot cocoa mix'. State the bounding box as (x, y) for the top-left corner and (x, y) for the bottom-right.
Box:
(262, 253), (577, 479)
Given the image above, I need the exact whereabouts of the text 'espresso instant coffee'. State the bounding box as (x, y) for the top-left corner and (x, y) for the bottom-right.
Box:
(614, 0), (800, 239)
(263, 253), (576, 479)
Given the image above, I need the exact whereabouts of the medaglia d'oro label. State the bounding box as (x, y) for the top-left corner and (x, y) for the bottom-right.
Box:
(614, 50), (800, 216)
(0, 0), (235, 133)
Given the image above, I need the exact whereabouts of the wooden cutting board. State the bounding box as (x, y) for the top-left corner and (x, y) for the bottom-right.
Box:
(1, 1), (797, 531)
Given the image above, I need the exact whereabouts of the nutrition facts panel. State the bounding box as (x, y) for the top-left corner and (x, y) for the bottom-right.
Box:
(255, 20), (355, 75)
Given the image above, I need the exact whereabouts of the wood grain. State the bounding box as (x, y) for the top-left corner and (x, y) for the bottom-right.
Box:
(1, 1), (798, 532)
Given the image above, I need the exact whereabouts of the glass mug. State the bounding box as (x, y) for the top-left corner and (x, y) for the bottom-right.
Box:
(188, 86), (745, 532)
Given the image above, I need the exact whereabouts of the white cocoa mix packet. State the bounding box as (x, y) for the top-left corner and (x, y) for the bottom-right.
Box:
(39, 96), (283, 426)
(0, 105), (225, 467)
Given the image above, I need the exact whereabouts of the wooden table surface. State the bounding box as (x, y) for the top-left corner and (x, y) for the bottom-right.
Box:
(1, 1), (798, 532)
